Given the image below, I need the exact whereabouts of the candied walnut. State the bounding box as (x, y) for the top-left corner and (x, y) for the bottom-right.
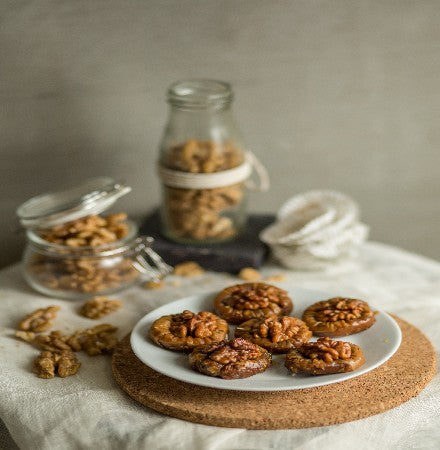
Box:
(173, 261), (205, 277)
(79, 296), (123, 319)
(27, 212), (139, 295)
(238, 267), (261, 281)
(34, 330), (72, 352)
(166, 140), (243, 174)
(162, 139), (244, 241)
(235, 316), (311, 353)
(285, 337), (365, 375)
(15, 330), (36, 343)
(149, 310), (228, 351)
(17, 305), (60, 332)
(144, 280), (165, 290)
(27, 252), (139, 295)
(265, 274), (286, 282)
(40, 213), (128, 246)
(67, 324), (118, 356)
(189, 338), (272, 379)
(214, 283), (293, 325)
(33, 350), (81, 379)
(31, 324), (118, 356)
(302, 297), (377, 337)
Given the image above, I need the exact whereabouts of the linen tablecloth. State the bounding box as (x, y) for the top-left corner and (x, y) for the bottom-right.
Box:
(0, 242), (439, 450)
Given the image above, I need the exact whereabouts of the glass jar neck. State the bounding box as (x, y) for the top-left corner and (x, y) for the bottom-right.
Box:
(167, 79), (233, 112)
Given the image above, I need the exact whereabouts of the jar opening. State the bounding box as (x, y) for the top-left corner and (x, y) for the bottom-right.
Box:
(26, 219), (139, 257)
(167, 79), (233, 110)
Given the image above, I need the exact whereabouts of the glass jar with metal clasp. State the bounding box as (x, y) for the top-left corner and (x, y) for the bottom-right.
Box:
(17, 177), (172, 300)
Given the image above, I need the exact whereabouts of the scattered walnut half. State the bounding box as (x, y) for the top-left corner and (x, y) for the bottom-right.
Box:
(30, 325), (118, 356)
(15, 330), (36, 343)
(68, 324), (119, 356)
(144, 280), (165, 290)
(17, 306), (60, 332)
(173, 261), (205, 277)
(265, 274), (286, 282)
(238, 267), (261, 281)
(33, 350), (81, 379)
(80, 296), (123, 319)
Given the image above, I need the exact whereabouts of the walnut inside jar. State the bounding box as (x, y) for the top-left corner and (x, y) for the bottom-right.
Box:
(214, 283), (293, 325)
(149, 310), (228, 352)
(189, 337), (272, 379)
(302, 297), (377, 337)
(235, 316), (312, 353)
(285, 337), (365, 375)
(162, 139), (245, 241)
(27, 213), (139, 295)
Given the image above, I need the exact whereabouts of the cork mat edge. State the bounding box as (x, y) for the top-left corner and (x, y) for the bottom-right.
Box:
(112, 316), (437, 430)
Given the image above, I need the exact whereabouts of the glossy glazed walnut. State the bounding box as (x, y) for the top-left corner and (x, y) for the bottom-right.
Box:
(189, 338), (272, 379)
(213, 283), (293, 325)
(79, 296), (123, 319)
(149, 310), (228, 351)
(33, 350), (81, 379)
(302, 297), (376, 337)
(285, 337), (365, 375)
(17, 306), (60, 333)
(235, 316), (312, 353)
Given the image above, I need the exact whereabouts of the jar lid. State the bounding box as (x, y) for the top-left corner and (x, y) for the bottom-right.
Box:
(17, 177), (131, 229)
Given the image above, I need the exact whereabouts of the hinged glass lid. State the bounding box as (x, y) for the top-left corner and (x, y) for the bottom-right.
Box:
(17, 177), (131, 229)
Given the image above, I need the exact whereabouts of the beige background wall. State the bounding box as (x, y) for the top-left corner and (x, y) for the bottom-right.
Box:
(1, 0), (439, 268)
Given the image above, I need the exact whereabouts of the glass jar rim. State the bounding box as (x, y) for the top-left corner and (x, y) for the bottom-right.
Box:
(26, 219), (139, 257)
(167, 79), (233, 110)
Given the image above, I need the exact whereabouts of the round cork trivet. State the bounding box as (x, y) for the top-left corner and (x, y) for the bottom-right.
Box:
(112, 316), (436, 429)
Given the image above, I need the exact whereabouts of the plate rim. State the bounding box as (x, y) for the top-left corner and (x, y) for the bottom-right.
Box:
(130, 288), (402, 392)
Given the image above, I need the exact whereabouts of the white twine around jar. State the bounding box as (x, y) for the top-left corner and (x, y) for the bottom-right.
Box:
(158, 151), (270, 191)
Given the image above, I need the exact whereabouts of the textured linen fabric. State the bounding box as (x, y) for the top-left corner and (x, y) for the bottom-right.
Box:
(0, 242), (439, 450)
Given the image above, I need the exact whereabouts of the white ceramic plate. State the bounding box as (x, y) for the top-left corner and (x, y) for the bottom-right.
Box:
(130, 287), (402, 391)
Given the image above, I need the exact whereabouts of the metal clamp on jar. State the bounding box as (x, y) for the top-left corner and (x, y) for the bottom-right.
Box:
(17, 177), (172, 300)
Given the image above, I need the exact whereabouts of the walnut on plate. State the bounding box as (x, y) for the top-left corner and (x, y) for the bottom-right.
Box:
(214, 283), (293, 325)
(17, 306), (60, 332)
(149, 310), (228, 352)
(235, 316), (312, 353)
(302, 297), (377, 337)
(285, 337), (365, 375)
(189, 337), (272, 379)
(33, 350), (81, 379)
(79, 296), (123, 319)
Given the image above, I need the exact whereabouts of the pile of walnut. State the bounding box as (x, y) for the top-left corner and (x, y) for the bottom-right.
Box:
(28, 213), (139, 294)
(15, 296), (121, 379)
(150, 283), (372, 379)
(163, 139), (244, 241)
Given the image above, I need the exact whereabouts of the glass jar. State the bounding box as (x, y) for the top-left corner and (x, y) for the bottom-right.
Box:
(158, 79), (249, 244)
(17, 178), (172, 300)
